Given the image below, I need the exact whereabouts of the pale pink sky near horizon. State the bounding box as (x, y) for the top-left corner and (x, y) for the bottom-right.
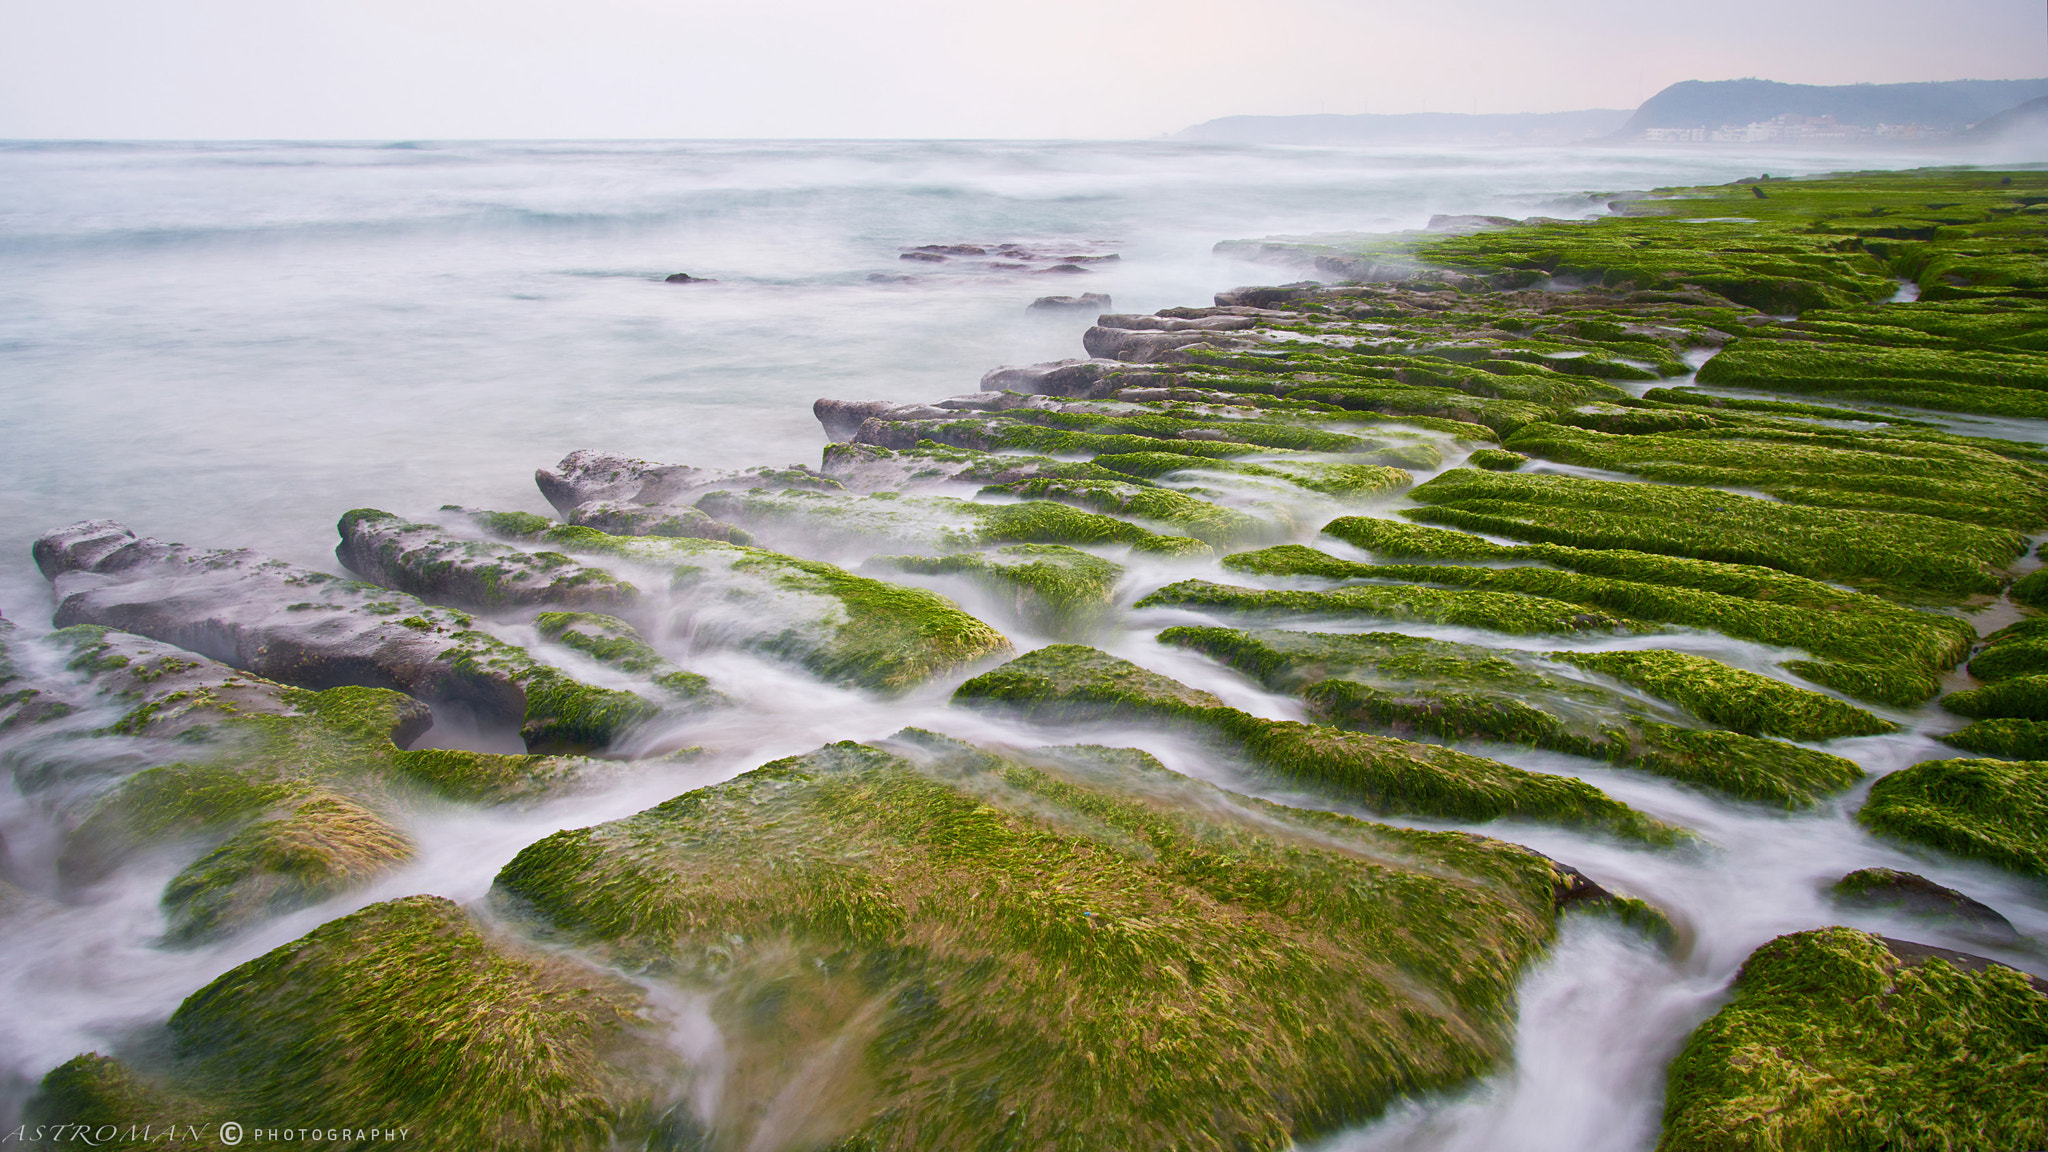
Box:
(1, 0), (2042, 139)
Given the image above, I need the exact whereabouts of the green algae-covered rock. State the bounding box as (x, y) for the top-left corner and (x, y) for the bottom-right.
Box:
(492, 731), (1632, 1151)
(336, 509), (640, 611)
(866, 543), (1123, 639)
(1500, 421), (2048, 531)
(1858, 757), (2048, 879)
(485, 521), (1013, 692)
(1941, 673), (2048, 721)
(1402, 468), (2024, 600)
(953, 645), (1682, 842)
(1090, 451), (1415, 497)
(1136, 577), (1641, 636)
(1550, 649), (1894, 741)
(1157, 626), (1865, 808)
(160, 792), (414, 943)
(1939, 718), (2048, 759)
(1465, 447), (1527, 470)
(31, 896), (671, 1151)
(976, 475), (1285, 547)
(694, 487), (1214, 558)
(1658, 927), (2048, 1152)
(532, 611), (718, 701)
(1254, 534), (1974, 707)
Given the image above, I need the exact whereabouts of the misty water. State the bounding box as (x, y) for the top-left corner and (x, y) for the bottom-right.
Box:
(2, 138), (2036, 1147)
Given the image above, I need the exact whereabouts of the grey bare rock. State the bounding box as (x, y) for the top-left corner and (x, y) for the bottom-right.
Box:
(1831, 867), (2022, 941)
(1028, 293), (1112, 312)
(977, 358), (1129, 400)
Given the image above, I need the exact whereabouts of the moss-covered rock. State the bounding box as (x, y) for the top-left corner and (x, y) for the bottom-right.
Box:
(1136, 577), (1642, 636)
(532, 611), (718, 702)
(160, 793), (415, 944)
(1401, 467), (2024, 599)
(953, 645), (1681, 841)
(1465, 447), (1527, 471)
(492, 731), (1648, 1150)
(865, 544), (1123, 639)
(1858, 757), (2048, 879)
(1939, 717), (2048, 759)
(1238, 537), (1973, 707)
(1658, 927), (2048, 1152)
(30, 896), (669, 1151)
(1157, 626), (1864, 808)
(482, 521), (1012, 692)
(1090, 451), (1415, 497)
(693, 487), (1216, 560)
(1550, 649), (1894, 741)
(336, 509), (640, 611)
(1941, 674), (2048, 721)
(976, 475), (1284, 547)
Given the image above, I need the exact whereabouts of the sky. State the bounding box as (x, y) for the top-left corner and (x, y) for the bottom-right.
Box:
(1, 0), (2043, 139)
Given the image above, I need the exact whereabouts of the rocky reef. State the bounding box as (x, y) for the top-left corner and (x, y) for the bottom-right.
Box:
(15, 167), (2048, 1148)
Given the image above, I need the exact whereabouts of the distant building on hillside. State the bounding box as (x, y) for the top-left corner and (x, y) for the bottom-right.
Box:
(1636, 112), (1940, 145)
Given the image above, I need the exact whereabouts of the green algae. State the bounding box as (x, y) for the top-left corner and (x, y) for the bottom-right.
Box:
(533, 611), (717, 702)
(1550, 649), (1894, 741)
(1156, 626), (1863, 808)
(31, 896), (665, 1151)
(1089, 451), (1415, 498)
(1320, 516), (1519, 560)
(1217, 542), (1970, 706)
(1940, 674), (2048, 721)
(866, 544), (1123, 639)
(1859, 757), (2048, 879)
(1466, 448), (1527, 471)
(1500, 422), (2048, 531)
(490, 730), (1642, 1149)
(979, 475), (1281, 546)
(482, 520), (1013, 692)
(1402, 467), (2023, 599)
(1137, 577), (1640, 636)
(1938, 719), (2048, 760)
(160, 793), (415, 944)
(953, 645), (1679, 841)
(692, 487), (1216, 558)
(1658, 926), (2048, 1152)
(1696, 340), (2048, 419)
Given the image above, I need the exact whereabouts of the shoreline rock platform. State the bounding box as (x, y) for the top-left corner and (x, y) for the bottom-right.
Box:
(9, 167), (2047, 1150)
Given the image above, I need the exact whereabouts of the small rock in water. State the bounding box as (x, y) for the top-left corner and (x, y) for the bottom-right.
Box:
(1426, 214), (1518, 231)
(662, 272), (715, 283)
(908, 243), (987, 256)
(1028, 292), (1112, 312)
(1037, 263), (1091, 274)
(1830, 867), (2021, 940)
(899, 251), (948, 263)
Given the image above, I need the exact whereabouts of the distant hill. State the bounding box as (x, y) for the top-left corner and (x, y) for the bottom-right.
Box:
(1623, 78), (2048, 134)
(1176, 109), (1632, 147)
(1964, 94), (2048, 141)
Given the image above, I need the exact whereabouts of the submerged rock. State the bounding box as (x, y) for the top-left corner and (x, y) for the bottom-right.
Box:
(954, 645), (1684, 843)
(1028, 292), (1111, 312)
(490, 730), (1654, 1150)
(1659, 927), (2047, 1152)
(1829, 867), (2020, 941)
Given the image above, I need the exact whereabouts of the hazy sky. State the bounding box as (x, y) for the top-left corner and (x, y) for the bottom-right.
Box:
(2, 0), (2043, 139)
